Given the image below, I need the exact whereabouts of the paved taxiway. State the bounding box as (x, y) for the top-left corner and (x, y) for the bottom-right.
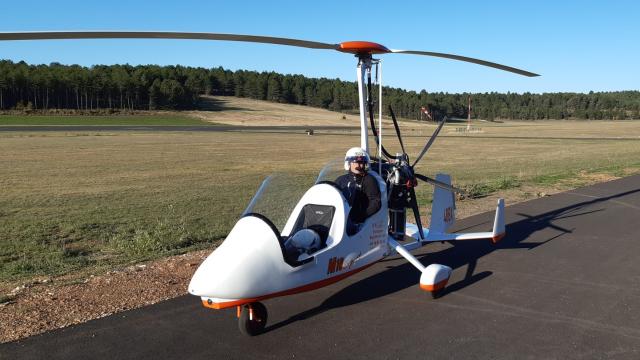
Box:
(2, 125), (639, 141)
(2, 175), (640, 359)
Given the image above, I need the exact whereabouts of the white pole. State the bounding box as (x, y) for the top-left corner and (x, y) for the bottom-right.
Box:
(467, 95), (471, 132)
(378, 60), (383, 175)
(356, 58), (369, 152)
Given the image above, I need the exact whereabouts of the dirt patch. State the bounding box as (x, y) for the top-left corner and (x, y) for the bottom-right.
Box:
(0, 250), (208, 343)
(576, 170), (619, 184)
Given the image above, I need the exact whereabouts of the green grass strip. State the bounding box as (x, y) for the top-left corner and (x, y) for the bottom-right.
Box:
(0, 115), (211, 126)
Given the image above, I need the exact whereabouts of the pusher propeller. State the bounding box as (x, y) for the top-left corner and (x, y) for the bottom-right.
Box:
(388, 106), (407, 155)
(407, 186), (425, 241)
(412, 117), (446, 168)
(414, 173), (466, 195)
(384, 105), (468, 241)
(386, 106), (463, 193)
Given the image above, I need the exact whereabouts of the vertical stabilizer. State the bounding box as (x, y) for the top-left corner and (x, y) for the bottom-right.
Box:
(429, 174), (456, 233)
(491, 198), (506, 243)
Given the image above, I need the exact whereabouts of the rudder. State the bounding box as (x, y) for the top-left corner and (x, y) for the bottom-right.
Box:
(429, 173), (456, 233)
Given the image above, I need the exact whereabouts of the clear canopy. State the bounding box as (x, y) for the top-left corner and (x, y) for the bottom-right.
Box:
(315, 159), (345, 185)
(242, 159), (345, 232)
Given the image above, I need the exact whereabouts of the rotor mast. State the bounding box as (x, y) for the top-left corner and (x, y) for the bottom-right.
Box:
(356, 55), (372, 152)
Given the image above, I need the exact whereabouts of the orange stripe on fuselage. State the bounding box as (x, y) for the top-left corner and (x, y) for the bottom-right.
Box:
(201, 261), (379, 310)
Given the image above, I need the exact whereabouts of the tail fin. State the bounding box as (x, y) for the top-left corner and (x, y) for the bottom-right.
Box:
(491, 199), (506, 243)
(429, 173), (456, 233)
(421, 197), (505, 243)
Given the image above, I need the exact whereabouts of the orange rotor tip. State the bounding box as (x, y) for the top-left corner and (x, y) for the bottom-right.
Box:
(338, 41), (391, 55)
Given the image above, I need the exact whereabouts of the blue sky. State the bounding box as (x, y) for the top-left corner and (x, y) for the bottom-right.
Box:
(0, 0), (638, 93)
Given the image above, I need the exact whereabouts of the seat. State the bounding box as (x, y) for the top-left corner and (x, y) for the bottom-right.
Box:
(290, 204), (335, 249)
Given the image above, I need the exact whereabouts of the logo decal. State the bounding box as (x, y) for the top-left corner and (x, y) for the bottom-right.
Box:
(327, 257), (344, 274)
(443, 207), (453, 223)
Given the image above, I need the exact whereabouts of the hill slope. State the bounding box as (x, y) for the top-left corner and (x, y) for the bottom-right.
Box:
(189, 95), (389, 127)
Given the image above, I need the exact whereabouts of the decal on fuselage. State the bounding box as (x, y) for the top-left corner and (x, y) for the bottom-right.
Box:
(369, 221), (386, 248)
(327, 257), (344, 274)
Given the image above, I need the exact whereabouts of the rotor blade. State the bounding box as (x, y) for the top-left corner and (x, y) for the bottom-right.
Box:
(0, 32), (540, 77)
(0, 31), (339, 50)
(412, 117), (446, 168)
(390, 49), (539, 77)
(388, 106), (406, 155)
(408, 187), (425, 241)
(415, 173), (466, 194)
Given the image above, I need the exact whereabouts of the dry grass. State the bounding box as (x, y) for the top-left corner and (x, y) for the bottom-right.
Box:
(2, 98), (640, 291)
(442, 119), (640, 139)
(0, 131), (356, 288)
(188, 95), (411, 128)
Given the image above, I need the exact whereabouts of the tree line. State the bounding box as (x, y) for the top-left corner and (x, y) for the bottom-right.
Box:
(1, 60), (639, 120)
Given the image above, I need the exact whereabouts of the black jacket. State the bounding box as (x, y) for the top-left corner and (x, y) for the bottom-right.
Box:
(335, 172), (381, 224)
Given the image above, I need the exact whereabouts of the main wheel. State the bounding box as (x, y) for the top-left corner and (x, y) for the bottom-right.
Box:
(238, 302), (268, 336)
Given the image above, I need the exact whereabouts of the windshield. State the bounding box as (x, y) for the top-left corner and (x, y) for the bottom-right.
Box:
(242, 159), (348, 232)
(242, 174), (311, 232)
(315, 159), (345, 185)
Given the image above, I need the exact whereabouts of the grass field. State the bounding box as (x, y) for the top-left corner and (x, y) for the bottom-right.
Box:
(1, 104), (640, 288)
(0, 114), (211, 126)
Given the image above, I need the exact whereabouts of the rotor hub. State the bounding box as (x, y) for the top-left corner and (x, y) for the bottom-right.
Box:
(338, 41), (391, 55)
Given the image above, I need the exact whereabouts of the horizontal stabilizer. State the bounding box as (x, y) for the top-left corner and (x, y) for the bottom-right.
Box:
(406, 198), (505, 243)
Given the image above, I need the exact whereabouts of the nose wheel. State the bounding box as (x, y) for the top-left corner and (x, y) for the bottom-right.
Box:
(238, 302), (268, 336)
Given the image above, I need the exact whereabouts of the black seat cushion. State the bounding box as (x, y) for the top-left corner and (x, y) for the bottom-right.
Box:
(291, 204), (335, 247)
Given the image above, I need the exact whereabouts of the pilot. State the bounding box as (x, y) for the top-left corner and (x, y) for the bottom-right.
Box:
(335, 147), (381, 235)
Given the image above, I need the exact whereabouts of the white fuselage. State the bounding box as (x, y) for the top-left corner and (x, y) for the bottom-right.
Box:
(189, 172), (388, 309)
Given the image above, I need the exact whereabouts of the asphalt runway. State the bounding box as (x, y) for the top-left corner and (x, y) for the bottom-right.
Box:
(2, 175), (640, 359)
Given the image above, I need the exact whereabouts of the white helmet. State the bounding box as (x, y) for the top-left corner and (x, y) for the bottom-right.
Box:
(344, 147), (370, 171)
(285, 228), (321, 255)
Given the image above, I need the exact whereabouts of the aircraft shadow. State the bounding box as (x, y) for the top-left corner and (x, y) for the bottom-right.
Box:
(264, 186), (640, 334)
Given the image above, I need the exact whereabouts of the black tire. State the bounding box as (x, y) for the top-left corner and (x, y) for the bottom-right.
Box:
(238, 302), (268, 336)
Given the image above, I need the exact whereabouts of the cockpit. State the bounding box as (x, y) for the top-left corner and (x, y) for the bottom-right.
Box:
(240, 160), (386, 267)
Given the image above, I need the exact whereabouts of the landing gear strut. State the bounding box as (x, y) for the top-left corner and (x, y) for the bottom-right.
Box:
(238, 302), (268, 336)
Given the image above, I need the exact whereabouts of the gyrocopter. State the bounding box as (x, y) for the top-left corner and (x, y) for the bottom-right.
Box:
(0, 31), (538, 336)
